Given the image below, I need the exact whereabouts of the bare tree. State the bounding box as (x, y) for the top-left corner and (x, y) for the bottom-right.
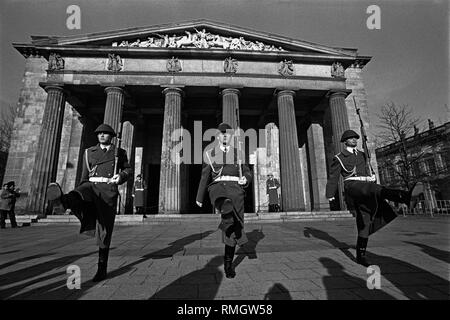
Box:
(376, 102), (424, 190)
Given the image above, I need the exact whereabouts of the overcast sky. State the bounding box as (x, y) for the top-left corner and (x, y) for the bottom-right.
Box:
(0, 0), (448, 134)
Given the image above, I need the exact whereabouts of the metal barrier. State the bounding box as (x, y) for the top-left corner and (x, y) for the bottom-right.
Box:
(401, 199), (450, 217)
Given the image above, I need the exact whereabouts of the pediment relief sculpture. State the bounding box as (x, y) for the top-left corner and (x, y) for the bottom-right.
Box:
(331, 62), (345, 78)
(112, 28), (286, 52)
(48, 53), (65, 71)
(107, 53), (123, 72)
(167, 57), (182, 73)
(223, 57), (238, 74)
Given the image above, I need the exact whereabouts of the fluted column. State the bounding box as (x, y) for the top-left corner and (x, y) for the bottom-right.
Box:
(277, 90), (305, 211)
(118, 121), (135, 215)
(27, 85), (67, 214)
(328, 90), (351, 210)
(221, 88), (240, 128)
(307, 118), (330, 211)
(158, 87), (183, 213)
(104, 86), (124, 134)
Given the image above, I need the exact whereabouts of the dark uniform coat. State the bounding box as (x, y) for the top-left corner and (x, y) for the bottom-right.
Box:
(326, 148), (397, 238)
(266, 178), (280, 205)
(74, 144), (131, 247)
(196, 145), (252, 247)
(133, 179), (146, 208)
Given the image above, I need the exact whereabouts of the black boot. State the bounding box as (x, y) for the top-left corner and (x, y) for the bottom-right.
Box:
(92, 247), (109, 282)
(356, 237), (369, 267)
(224, 245), (236, 278)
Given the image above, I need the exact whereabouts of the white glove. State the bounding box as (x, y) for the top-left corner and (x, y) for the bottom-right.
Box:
(196, 201), (202, 207)
(369, 175), (376, 182)
(238, 176), (248, 185)
(109, 174), (121, 184)
(328, 197), (335, 202)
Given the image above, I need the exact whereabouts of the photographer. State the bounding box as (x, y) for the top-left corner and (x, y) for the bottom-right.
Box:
(0, 181), (20, 229)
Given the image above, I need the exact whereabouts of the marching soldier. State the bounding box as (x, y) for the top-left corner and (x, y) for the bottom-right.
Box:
(196, 122), (252, 278)
(132, 174), (147, 218)
(46, 123), (131, 281)
(326, 130), (415, 266)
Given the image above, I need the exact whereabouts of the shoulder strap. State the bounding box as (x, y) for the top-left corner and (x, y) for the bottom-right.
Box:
(85, 149), (91, 172)
(334, 154), (356, 174)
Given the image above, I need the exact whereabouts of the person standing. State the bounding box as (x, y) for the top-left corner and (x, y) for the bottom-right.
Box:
(326, 130), (415, 266)
(196, 122), (252, 278)
(266, 173), (280, 212)
(46, 123), (131, 281)
(132, 174), (147, 218)
(0, 181), (20, 229)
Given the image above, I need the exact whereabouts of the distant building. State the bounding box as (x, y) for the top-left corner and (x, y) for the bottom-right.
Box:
(376, 121), (450, 212)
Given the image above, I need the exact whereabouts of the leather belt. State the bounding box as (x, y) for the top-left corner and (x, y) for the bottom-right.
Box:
(89, 177), (111, 183)
(344, 176), (375, 182)
(214, 176), (240, 182)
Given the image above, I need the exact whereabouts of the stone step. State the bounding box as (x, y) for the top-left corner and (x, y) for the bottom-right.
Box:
(27, 211), (354, 225)
(4, 215), (39, 227)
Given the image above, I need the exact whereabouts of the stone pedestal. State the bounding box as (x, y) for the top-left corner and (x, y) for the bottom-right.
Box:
(26, 85), (67, 214)
(277, 90), (305, 211)
(307, 120), (330, 210)
(221, 88), (240, 128)
(328, 90), (351, 210)
(158, 87), (183, 213)
(104, 86), (124, 134)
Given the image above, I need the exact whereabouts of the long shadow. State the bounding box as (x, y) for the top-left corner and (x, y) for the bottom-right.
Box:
(233, 228), (265, 269)
(0, 250), (21, 255)
(304, 227), (356, 262)
(55, 230), (216, 300)
(263, 283), (292, 300)
(403, 241), (450, 264)
(0, 253), (56, 271)
(319, 257), (396, 300)
(150, 255), (223, 300)
(306, 228), (450, 299)
(0, 251), (96, 299)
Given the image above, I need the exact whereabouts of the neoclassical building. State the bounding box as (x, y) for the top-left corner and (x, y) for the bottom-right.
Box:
(4, 20), (377, 215)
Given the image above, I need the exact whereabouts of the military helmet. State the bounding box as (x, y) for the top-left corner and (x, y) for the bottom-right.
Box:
(217, 122), (233, 133)
(340, 129), (360, 142)
(94, 124), (116, 137)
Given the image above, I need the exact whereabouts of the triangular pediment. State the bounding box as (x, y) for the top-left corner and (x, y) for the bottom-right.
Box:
(29, 19), (357, 57)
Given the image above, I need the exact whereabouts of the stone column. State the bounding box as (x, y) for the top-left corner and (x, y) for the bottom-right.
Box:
(221, 88), (240, 128)
(104, 86), (125, 134)
(118, 121), (135, 214)
(307, 118), (330, 211)
(27, 85), (67, 215)
(158, 87), (183, 214)
(328, 90), (351, 210)
(277, 90), (305, 211)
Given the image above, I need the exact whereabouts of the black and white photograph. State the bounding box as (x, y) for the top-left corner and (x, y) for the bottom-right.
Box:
(0, 0), (448, 307)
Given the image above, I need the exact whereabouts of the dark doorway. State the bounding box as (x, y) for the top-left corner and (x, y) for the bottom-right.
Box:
(145, 164), (160, 214)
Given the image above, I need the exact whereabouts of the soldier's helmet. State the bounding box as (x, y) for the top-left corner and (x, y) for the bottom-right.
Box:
(340, 129), (360, 142)
(217, 122), (233, 133)
(94, 124), (116, 137)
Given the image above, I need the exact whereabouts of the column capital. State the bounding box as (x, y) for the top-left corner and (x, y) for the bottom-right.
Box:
(276, 89), (296, 98)
(220, 88), (240, 97)
(162, 86), (184, 97)
(40, 83), (67, 95)
(104, 86), (125, 95)
(326, 89), (352, 99)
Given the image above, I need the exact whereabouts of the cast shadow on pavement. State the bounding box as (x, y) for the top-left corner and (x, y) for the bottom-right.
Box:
(306, 227), (450, 300)
(403, 241), (450, 264)
(263, 283), (292, 300)
(150, 255), (223, 300)
(0, 251), (97, 300)
(150, 229), (266, 300)
(233, 228), (265, 269)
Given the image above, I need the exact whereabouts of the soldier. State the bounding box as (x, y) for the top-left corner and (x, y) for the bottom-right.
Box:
(46, 123), (131, 281)
(196, 122), (252, 278)
(132, 174), (147, 218)
(266, 173), (280, 212)
(326, 130), (415, 266)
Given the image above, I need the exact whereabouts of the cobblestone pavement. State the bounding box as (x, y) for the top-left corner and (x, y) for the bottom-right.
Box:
(0, 216), (449, 300)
